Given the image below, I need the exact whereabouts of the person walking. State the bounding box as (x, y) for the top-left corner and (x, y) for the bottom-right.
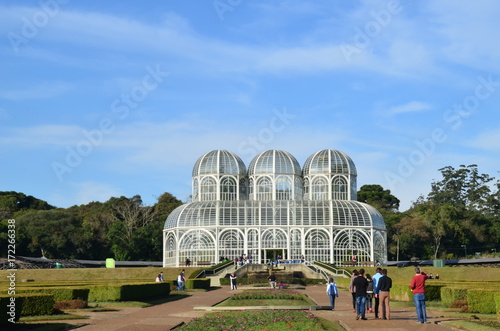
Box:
(372, 267), (383, 319)
(326, 277), (339, 310)
(348, 269), (359, 313)
(176, 271), (185, 291)
(378, 269), (393, 320)
(365, 273), (374, 313)
(352, 268), (368, 320)
(410, 267), (429, 324)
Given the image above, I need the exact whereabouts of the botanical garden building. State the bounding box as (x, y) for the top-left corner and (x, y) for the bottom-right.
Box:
(163, 149), (387, 267)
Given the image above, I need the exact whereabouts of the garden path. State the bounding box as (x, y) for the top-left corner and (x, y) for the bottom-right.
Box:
(41, 284), (460, 330)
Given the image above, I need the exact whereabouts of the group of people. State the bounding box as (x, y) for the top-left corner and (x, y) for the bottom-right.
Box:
(347, 268), (392, 320)
(336, 266), (430, 323)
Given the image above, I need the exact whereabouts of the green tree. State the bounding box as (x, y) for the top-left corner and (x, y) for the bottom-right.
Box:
(17, 210), (83, 259)
(357, 184), (400, 212)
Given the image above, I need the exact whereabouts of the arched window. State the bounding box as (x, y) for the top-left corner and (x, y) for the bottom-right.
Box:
(332, 176), (348, 200)
(305, 229), (329, 262)
(221, 177), (237, 200)
(303, 178), (310, 200)
(179, 230), (215, 265)
(192, 178), (199, 201)
(219, 229), (244, 260)
(256, 177), (272, 200)
(200, 177), (217, 201)
(276, 176), (292, 200)
(312, 177), (328, 200)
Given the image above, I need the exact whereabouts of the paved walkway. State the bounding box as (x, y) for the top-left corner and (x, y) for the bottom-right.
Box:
(44, 285), (459, 330)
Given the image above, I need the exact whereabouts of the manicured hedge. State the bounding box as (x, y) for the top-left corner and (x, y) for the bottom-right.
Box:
(495, 293), (500, 318)
(441, 287), (467, 307)
(1, 293), (54, 324)
(21, 287), (89, 302)
(390, 284), (412, 301)
(467, 289), (496, 314)
(88, 283), (170, 301)
(185, 278), (211, 290)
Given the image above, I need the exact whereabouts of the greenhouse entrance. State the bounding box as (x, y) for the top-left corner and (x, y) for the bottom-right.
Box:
(263, 249), (286, 264)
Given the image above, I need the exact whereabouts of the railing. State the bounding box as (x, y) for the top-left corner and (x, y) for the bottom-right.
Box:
(307, 265), (330, 281)
(314, 261), (352, 278)
(194, 261), (233, 278)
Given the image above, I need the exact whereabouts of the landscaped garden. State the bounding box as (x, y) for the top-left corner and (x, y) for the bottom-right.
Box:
(176, 310), (329, 331)
(216, 289), (315, 307)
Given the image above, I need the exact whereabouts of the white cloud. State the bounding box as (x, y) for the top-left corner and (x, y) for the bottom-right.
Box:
(0, 125), (81, 147)
(466, 130), (500, 151)
(387, 101), (432, 116)
(0, 82), (73, 100)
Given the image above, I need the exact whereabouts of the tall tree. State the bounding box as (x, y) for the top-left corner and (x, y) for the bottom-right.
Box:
(357, 184), (400, 212)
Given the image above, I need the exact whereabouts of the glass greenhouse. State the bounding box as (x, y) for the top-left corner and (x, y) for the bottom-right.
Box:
(163, 149), (387, 266)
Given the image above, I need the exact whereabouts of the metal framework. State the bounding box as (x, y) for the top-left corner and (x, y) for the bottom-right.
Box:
(163, 149), (387, 266)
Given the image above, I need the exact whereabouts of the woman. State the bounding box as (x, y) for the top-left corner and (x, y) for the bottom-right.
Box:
(365, 273), (374, 313)
(326, 277), (339, 310)
(230, 273), (237, 290)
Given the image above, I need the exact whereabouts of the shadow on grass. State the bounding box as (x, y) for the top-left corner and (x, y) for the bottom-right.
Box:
(3, 322), (83, 331)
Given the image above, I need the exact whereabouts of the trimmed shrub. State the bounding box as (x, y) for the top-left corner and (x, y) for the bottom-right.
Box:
(0, 296), (20, 324)
(425, 284), (445, 301)
(15, 294), (54, 316)
(185, 278), (211, 290)
(441, 287), (467, 307)
(468, 290), (496, 314)
(495, 293), (500, 319)
(121, 283), (170, 300)
(21, 287), (89, 302)
(390, 284), (412, 301)
(88, 283), (170, 302)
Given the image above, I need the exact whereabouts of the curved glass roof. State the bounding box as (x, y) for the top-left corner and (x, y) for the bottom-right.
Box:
(248, 150), (301, 176)
(303, 149), (357, 176)
(192, 150), (247, 177)
(164, 200), (385, 230)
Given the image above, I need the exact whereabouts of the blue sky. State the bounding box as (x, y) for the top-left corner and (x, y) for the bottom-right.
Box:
(1, 0), (499, 211)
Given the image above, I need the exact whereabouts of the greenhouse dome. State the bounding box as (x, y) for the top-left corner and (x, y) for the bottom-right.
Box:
(163, 149), (387, 267)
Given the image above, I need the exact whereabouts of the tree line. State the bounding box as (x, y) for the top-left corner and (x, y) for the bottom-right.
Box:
(1, 164), (498, 261)
(0, 192), (182, 261)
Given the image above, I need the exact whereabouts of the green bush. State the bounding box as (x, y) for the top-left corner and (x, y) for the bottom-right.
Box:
(390, 284), (412, 301)
(88, 283), (170, 301)
(495, 293), (500, 318)
(185, 278), (211, 290)
(1, 293), (54, 322)
(441, 287), (467, 307)
(21, 287), (89, 302)
(0, 296), (20, 324)
(425, 284), (445, 301)
(468, 290), (496, 314)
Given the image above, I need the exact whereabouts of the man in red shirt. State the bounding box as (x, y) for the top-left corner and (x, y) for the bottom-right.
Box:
(410, 267), (429, 324)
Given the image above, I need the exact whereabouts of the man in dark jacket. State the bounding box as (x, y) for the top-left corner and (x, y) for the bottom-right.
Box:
(378, 269), (393, 320)
(352, 268), (369, 320)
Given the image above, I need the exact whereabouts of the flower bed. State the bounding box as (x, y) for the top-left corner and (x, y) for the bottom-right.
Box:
(177, 310), (325, 330)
